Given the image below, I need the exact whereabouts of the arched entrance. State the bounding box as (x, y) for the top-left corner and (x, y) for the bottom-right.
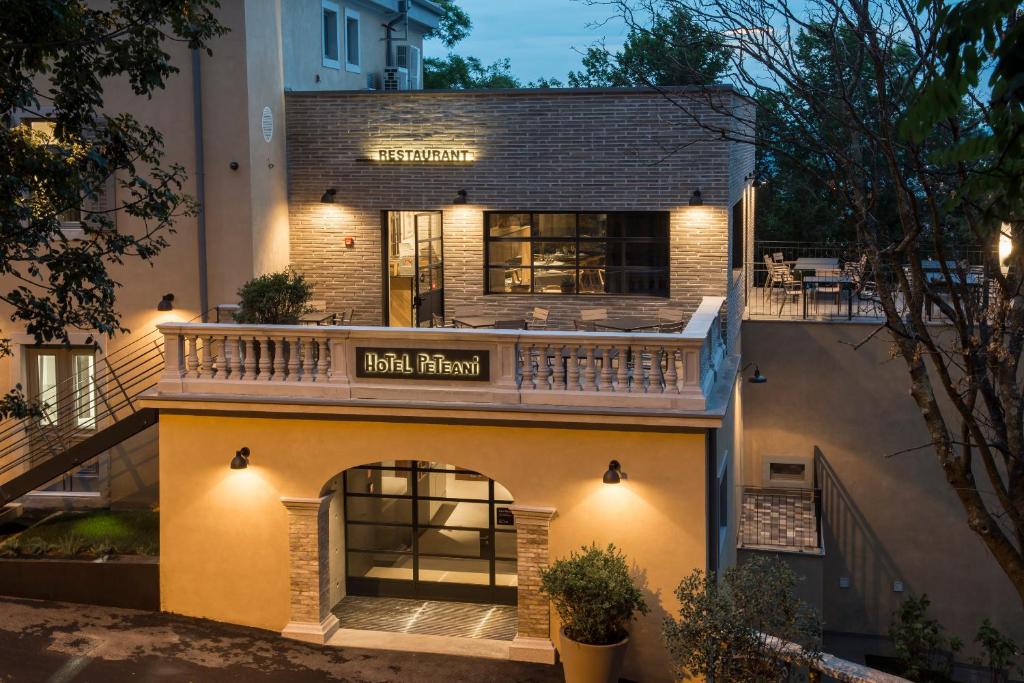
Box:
(342, 460), (517, 605)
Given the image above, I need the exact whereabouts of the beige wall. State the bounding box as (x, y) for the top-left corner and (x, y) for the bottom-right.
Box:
(742, 320), (1024, 648)
(158, 411), (710, 681)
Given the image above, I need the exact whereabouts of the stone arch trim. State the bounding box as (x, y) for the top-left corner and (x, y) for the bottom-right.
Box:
(509, 505), (557, 664)
(280, 496), (340, 644)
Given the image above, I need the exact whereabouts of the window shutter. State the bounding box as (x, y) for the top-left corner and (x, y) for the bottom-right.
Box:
(409, 46), (422, 90)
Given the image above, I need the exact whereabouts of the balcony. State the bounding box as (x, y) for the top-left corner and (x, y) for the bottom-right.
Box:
(150, 297), (731, 418)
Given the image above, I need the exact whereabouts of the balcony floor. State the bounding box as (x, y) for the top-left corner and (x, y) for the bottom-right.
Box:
(334, 596), (517, 641)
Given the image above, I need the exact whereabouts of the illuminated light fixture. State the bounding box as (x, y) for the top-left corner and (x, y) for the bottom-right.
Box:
(230, 447), (251, 470)
(603, 459), (627, 484)
(157, 293), (174, 311)
(744, 172), (766, 188)
(320, 188), (337, 203)
(999, 223), (1012, 275)
(453, 189), (468, 204)
(689, 189), (703, 206)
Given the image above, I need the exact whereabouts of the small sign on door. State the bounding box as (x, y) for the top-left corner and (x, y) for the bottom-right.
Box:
(496, 507), (515, 526)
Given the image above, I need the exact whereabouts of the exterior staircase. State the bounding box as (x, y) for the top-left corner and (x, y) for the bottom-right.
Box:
(0, 328), (167, 507)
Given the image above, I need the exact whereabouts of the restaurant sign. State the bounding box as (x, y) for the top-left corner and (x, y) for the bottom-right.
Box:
(374, 148), (474, 163)
(356, 347), (490, 382)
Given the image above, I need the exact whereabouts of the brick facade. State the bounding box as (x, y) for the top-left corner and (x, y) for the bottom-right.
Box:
(509, 505), (557, 664)
(285, 88), (754, 328)
(281, 496), (339, 644)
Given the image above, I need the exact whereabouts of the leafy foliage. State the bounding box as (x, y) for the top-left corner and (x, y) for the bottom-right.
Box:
(663, 555), (822, 682)
(539, 543), (648, 646)
(233, 269), (313, 325)
(423, 0), (472, 48)
(0, 0), (227, 418)
(972, 619), (1022, 683)
(889, 594), (962, 681)
(568, 7), (730, 88)
(424, 54), (563, 90)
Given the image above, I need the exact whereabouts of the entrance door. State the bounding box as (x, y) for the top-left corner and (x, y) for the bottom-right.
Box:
(343, 460), (517, 604)
(385, 211), (443, 327)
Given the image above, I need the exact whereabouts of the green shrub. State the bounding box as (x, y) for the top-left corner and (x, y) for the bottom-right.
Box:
(234, 269), (313, 325)
(23, 537), (47, 556)
(0, 538), (19, 557)
(55, 533), (86, 556)
(539, 543), (648, 645)
(890, 593), (961, 680)
(972, 619), (1020, 683)
(663, 555), (822, 682)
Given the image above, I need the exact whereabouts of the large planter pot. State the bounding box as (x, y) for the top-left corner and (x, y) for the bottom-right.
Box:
(558, 628), (629, 683)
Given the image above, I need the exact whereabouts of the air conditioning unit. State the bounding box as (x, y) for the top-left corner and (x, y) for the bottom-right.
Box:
(365, 72), (378, 90)
(382, 67), (408, 91)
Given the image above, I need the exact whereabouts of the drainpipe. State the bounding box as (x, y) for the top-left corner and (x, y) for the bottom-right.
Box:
(705, 428), (719, 578)
(191, 48), (210, 322)
(384, 3), (408, 68)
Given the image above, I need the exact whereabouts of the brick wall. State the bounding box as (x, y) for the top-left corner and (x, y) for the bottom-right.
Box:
(286, 88), (750, 328)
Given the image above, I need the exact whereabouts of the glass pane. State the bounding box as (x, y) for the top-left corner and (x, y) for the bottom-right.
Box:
(578, 241), (606, 267)
(421, 466), (489, 500)
(346, 497), (412, 525)
(418, 499), (489, 528)
(535, 269), (574, 294)
(532, 241), (575, 266)
(346, 17), (359, 65)
(36, 355), (58, 426)
(73, 354), (96, 429)
(579, 269), (606, 294)
(488, 213), (531, 238)
(625, 241), (669, 267)
(346, 524), (413, 553)
(606, 269), (669, 296)
(419, 556), (490, 584)
(494, 481), (513, 501)
(488, 240), (530, 268)
(346, 468), (412, 496)
(323, 10), (338, 61)
(488, 267), (530, 293)
(608, 212), (668, 239)
(495, 530), (516, 558)
(347, 551), (413, 580)
(417, 527), (482, 558)
(496, 560), (518, 587)
(533, 213), (576, 238)
(578, 213), (608, 238)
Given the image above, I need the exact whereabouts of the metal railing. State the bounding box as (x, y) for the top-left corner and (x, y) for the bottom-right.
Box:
(739, 486), (822, 553)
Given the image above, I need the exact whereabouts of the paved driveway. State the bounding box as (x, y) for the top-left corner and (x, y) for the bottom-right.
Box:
(0, 597), (562, 682)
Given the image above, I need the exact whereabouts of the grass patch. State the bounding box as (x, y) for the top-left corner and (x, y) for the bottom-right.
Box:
(0, 509), (158, 558)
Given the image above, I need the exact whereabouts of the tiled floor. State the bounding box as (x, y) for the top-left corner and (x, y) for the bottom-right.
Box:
(334, 596), (517, 641)
(739, 488), (820, 552)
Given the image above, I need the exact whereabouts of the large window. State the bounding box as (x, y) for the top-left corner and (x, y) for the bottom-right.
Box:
(485, 212), (670, 296)
(344, 8), (361, 72)
(321, 1), (340, 69)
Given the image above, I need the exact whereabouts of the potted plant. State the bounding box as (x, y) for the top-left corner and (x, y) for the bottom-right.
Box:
(539, 543), (647, 683)
(560, 274), (575, 294)
(233, 268), (313, 325)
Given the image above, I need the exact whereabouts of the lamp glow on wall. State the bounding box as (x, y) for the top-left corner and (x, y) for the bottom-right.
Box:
(999, 223), (1013, 275)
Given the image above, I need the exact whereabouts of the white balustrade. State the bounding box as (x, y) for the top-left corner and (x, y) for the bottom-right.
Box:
(155, 297), (729, 412)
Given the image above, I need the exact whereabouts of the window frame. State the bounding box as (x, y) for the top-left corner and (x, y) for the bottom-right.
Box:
(321, 0), (341, 70)
(344, 7), (361, 73)
(483, 211), (671, 297)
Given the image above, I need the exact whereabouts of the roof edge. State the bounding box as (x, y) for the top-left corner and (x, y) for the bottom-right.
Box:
(284, 84), (739, 97)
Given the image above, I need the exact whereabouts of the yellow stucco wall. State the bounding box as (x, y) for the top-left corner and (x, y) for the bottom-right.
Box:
(159, 412), (709, 681)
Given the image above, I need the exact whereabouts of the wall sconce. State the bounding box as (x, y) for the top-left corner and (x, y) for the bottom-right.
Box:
(603, 460), (627, 484)
(320, 188), (337, 203)
(999, 224), (1012, 275)
(453, 189), (468, 204)
(157, 293), (175, 311)
(742, 362), (767, 384)
(689, 189), (703, 207)
(230, 447), (251, 470)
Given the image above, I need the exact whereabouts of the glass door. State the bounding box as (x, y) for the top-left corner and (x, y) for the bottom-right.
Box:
(344, 460), (517, 605)
(414, 212), (444, 326)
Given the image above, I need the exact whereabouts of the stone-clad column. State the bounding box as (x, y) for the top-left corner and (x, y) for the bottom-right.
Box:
(280, 496), (339, 644)
(508, 505), (557, 664)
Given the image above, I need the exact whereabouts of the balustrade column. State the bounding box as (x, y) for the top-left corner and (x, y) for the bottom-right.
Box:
(552, 345), (565, 390)
(582, 346), (597, 391)
(599, 347), (614, 391)
(228, 336), (242, 380)
(300, 338), (315, 382)
(616, 343), (630, 392)
(520, 343), (534, 390)
(566, 347), (580, 390)
(243, 338), (257, 380)
(258, 337), (273, 381)
(185, 335), (199, 378)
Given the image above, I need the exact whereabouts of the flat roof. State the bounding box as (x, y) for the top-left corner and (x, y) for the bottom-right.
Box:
(284, 85), (740, 97)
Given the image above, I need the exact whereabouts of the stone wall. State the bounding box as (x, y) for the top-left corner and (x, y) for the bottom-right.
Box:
(285, 88), (754, 328)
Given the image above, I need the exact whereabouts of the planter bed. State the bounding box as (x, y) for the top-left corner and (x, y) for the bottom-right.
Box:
(0, 555), (158, 610)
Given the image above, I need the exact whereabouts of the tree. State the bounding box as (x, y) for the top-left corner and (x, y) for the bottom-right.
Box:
(663, 555), (822, 681)
(567, 7), (730, 87)
(588, 0), (1024, 604)
(424, 54), (563, 90)
(423, 0), (472, 48)
(0, 0), (226, 418)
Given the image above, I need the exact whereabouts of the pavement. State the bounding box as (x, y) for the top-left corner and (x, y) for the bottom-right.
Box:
(0, 597), (563, 682)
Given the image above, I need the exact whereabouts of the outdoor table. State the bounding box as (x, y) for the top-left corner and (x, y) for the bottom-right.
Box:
(593, 317), (662, 332)
(793, 257), (841, 274)
(802, 275), (855, 320)
(298, 311), (336, 326)
(923, 271), (983, 320)
(452, 316), (498, 328)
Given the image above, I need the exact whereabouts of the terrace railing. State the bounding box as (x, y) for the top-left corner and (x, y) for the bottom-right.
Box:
(153, 297), (730, 414)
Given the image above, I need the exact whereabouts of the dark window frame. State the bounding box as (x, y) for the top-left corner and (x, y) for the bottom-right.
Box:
(483, 211), (671, 297)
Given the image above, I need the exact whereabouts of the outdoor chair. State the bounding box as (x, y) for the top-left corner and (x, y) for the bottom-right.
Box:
(657, 307), (685, 322)
(762, 254), (778, 303)
(809, 267), (842, 315)
(528, 307), (550, 330)
(772, 263), (802, 316)
(658, 320), (685, 333)
(431, 313), (454, 328)
(580, 308), (607, 322)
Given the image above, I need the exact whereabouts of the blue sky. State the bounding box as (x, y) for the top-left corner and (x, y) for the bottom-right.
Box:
(422, 0), (629, 84)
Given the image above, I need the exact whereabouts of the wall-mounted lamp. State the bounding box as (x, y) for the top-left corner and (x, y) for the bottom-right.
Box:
(603, 459), (628, 484)
(999, 224), (1013, 275)
(230, 447), (251, 470)
(742, 362), (767, 384)
(157, 293), (175, 311)
(744, 173), (766, 188)
(453, 189), (468, 204)
(689, 189), (703, 207)
(320, 188), (337, 204)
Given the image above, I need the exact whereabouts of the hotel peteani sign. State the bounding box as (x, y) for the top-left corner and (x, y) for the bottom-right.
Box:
(356, 347), (489, 382)
(374, 148), (474, 163)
